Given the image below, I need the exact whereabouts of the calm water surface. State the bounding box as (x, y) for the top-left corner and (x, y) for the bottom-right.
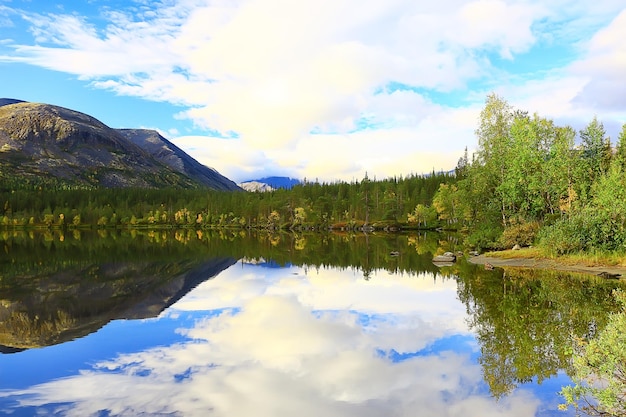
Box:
(0, 230), (622, 416)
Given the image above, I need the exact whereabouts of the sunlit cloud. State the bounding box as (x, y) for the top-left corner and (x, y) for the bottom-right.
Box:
(171, 104), (477, 183)
(1, 1), (625, 180)
(569, 9), (626, 112)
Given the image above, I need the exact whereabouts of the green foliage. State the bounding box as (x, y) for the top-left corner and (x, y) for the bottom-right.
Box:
(456, 265), (624, 399)
(538, 214), (586, 254)
(539, 162), (626, 254)
(0, 172), (455, 231)
(560, 290), (626, 416)
(464, 223), (503, 251)
(407, 204), (437, 228)
(439, 94), (626, 255)
(539, 207), (626, 255)
(615, 123), (626, 171)
(432, 183), (459, 225)
(580, 116), (612, 179)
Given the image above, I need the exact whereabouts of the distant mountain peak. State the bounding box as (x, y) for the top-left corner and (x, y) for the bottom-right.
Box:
(238, 181), (275, 192)
(239, 176), (300, 191)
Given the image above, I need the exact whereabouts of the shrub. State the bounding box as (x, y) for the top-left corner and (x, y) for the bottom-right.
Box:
(539, 208), (626, 254)
(538, 218), (583, 254)
(499, 219), (540, 248)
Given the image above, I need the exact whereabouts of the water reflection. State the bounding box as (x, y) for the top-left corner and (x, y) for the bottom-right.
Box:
(0, 230), (623, 416)
(0, 264), (543, 416)
(0, 257), (236, 350)
(456, 266), (623, 398)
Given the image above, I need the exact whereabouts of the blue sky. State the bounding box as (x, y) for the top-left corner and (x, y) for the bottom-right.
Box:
(1, 0), (625, 183)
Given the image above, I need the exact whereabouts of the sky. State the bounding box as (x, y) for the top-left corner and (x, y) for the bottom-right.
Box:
(1, 0), (625, 183)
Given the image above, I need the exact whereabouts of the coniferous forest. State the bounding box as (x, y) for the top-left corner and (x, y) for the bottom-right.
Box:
(2, 93), (626, 257)
(0, 172), (454, 232)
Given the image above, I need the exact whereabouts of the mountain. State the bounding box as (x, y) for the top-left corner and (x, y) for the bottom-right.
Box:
(238, 180), (275, 192)
(0, 98), (25, 107)
(239, 176), (300, 191)
(118, 129), (240, 190)
(0, 99), (240, 190)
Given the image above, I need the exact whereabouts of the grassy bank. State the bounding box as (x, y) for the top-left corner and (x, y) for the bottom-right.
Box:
(484, 246), (626, 268)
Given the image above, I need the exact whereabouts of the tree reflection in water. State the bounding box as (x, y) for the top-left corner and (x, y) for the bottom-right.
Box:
(1, 229), (624, 413)
(453, 263), (625, 398)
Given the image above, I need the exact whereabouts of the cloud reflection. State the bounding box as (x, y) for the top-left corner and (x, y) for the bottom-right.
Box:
(1, 265), (542, 416)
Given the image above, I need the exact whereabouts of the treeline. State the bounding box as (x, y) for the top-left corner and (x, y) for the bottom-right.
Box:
(0, 172), (454, 231)
(433, 93), (626, 253)
(4, 92), (624, 255)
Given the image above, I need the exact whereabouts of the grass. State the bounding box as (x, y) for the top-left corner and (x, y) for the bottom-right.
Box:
(484, 246), (626, 268)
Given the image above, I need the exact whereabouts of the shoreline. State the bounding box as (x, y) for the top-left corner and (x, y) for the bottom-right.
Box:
(468, 253), (626, 278)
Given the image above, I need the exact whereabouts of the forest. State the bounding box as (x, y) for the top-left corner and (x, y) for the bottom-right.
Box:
(0, 172), (454, 232)
(2, 92), (626, 257)
(444, 93), (626, 255)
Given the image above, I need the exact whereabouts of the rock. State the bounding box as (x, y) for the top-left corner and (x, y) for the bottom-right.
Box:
(469, 250), (479, 256)
(597, 271), (621, 279)
(433, 252), (456, 264)
(432, 261), (455, 267)
(512, 244), (521, 250)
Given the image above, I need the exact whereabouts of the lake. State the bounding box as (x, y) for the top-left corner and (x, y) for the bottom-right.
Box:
(0, 229), (623, 416)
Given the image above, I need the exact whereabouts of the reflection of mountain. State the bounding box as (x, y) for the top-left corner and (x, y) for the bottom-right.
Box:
(0, 257), (236, 351)
(0, 228), (458, 350)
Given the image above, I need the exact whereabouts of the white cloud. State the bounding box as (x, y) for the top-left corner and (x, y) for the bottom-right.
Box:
(173, 264), (466, 321)
(172, 103), (477, 182)
(1, 1), (625, 180)
(170, 135), (290, 181)
(569, 9), (626, 112)
(451, 0), (543, 59)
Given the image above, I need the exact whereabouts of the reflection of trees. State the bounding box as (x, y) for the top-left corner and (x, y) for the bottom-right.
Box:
(561, 290), (626, 416)
(1, 229), (461, 279)
(229, 230), (454, 278)
(456, 265), (626, 398)
(0, 229), (459, 349)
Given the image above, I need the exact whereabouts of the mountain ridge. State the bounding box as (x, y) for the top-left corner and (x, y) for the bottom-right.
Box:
(240, 176), (301, 191)
(118, 129), (240, 190)
(0, 99), (240, 190)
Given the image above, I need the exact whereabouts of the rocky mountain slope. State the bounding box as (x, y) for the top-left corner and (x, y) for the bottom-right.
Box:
(238, 180), (276, 192)
(238, 176), (301, 191)
(0, 99), (240, 190)
(118, 129), (240, 190)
